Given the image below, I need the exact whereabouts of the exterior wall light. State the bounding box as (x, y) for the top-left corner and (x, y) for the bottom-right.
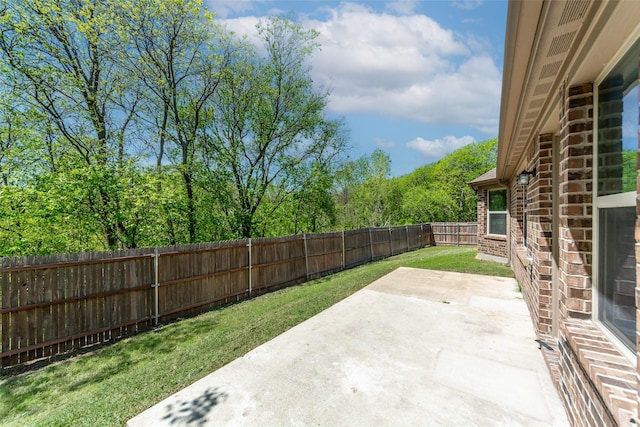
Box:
(517, 168), (536, 185)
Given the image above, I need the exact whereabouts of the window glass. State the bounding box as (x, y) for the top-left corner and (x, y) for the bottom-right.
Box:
(596, 38), (638, 351)
(598, 207), (636, 348)
(622, 85), (638, 192)
(488, 189), (507, 235)
(489, 190), (507, 211)
(489, 213), (507, 235)
(597, 39), (639, 197)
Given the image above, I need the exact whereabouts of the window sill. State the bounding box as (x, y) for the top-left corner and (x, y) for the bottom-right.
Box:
(485, 234), (507, 241)
(562, 318), (638, 425)
(515, 247), (532, 266)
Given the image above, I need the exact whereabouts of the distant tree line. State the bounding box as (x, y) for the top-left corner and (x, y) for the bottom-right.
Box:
(0, 0), (496, 257)
(334, 138), (497, 230)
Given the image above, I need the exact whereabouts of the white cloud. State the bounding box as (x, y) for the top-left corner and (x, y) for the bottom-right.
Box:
(204, 0), (257, 18)
(375, 138), (397, 149)
(302, 4), (500, 134)
(217, 2), (502, 135)
(452, 0), (485, 10)
(406, 135), (476, 160)
(385, 0), (419, 15)
(219, 16), (261, 42)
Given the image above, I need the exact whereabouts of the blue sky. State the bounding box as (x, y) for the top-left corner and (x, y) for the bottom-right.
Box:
(204, 0), (508, 176)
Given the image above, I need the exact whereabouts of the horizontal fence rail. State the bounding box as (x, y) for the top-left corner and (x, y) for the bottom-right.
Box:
(1, 223), (437, 368)
(430, 222), (478, 246)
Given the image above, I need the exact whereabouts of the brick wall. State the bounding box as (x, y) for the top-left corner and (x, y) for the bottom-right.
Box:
(553, 82), (638, 426)
(476, 188), (508, 259)
(559, 320), (636, 426)
(475, 77), (639, 426)
(534, 134), (555, 336)
(513, 134), (555, 337)
(511, 176), (536, 328)
(507, 82), (638, 426)
(558, 82), (594, 321)
(510, 180), (524, 249)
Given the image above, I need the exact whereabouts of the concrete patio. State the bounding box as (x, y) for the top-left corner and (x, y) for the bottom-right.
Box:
(127, 267), (568, 426)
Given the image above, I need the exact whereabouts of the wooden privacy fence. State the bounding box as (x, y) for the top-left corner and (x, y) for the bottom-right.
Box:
(1, 224), (433, 368)
(431, 222), (478, 246)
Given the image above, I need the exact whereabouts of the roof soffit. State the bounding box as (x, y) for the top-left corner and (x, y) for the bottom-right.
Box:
(497, 0), (603, 180)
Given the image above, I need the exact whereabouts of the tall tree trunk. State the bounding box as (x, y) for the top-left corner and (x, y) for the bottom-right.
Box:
(183, 169), (196, 243)
(157, 103), (176, 245)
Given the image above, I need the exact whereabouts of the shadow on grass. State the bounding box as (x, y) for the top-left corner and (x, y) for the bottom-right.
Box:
(1, 247), (512, 423)
(161, 387), (228, 426)
(0, 312), (224, 417)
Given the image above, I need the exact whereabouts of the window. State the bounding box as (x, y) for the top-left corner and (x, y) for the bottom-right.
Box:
(488, 189), (507, 235)
(595, 38), (639, 350)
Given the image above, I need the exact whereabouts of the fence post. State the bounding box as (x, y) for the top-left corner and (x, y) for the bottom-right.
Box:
(388, 226), (393, 256)
(420, 224), (424, 247)
(247, 238), (252, 296)
(406, 226), (410, 252)
(457, 223), (460, 247)
(153, 248), (159, 327)
(341, 230), (345, 270)
(369, 228), (374, 261)
(303, 234), (309, 281)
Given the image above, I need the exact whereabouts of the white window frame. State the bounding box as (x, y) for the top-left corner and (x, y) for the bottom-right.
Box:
(592, 30), (639, 361)
(487, 189), (507, 236)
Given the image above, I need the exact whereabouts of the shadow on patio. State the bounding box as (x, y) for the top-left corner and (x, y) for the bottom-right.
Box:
(128, 267), (567, 426)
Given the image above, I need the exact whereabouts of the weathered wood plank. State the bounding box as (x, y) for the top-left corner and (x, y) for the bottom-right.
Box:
(0, 225), (436, 368)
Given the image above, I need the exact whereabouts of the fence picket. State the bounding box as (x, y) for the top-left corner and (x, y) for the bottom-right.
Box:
(0, 223), (475, 368)
(430, 222), (478, 246)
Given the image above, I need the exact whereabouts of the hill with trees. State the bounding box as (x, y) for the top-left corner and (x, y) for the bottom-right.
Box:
(333, 138), (497, 230)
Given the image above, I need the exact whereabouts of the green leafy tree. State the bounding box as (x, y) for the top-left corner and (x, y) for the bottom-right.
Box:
(202, 16), (347, 238)
(269, 162), (337, 235)
(335, 149), (398, 228)
(115, 0), (231, 243)
(428, 138), (497, 221)
(335, 139), (497, 228)
(622, 149), (637, 193)
(0, 0), (141, 249)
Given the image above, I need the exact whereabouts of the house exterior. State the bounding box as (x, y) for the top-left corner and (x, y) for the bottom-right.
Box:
(470, 1), (640, 425)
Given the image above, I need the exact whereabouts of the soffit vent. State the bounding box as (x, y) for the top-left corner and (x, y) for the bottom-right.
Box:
(533, 82), (553, 96)
(522, 120), (535, 129)
(547, 31), (577, 57)
(528, 142), (536, 160)
(511, 152), (522, 163)
(539, 61), (562, 79)
(558, 0), (589, 26)
(525, 110), (539, 120)
(529, 98), (545, 109)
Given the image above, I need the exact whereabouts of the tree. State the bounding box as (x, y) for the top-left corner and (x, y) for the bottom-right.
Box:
(334, 139), (498, 228)
(427, 138), (497, 221)
(0, 84), (35, 186)
(0, 0), (141, 249)
(115, 0), (232, 244)
(202, 16), (347, 238)
(334, 149), (397, 228)
(267, 162), (337, 235)
(622, 149), (637, 193)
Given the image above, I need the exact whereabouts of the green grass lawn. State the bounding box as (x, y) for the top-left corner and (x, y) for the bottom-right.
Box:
(0, 246), (513, 427)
